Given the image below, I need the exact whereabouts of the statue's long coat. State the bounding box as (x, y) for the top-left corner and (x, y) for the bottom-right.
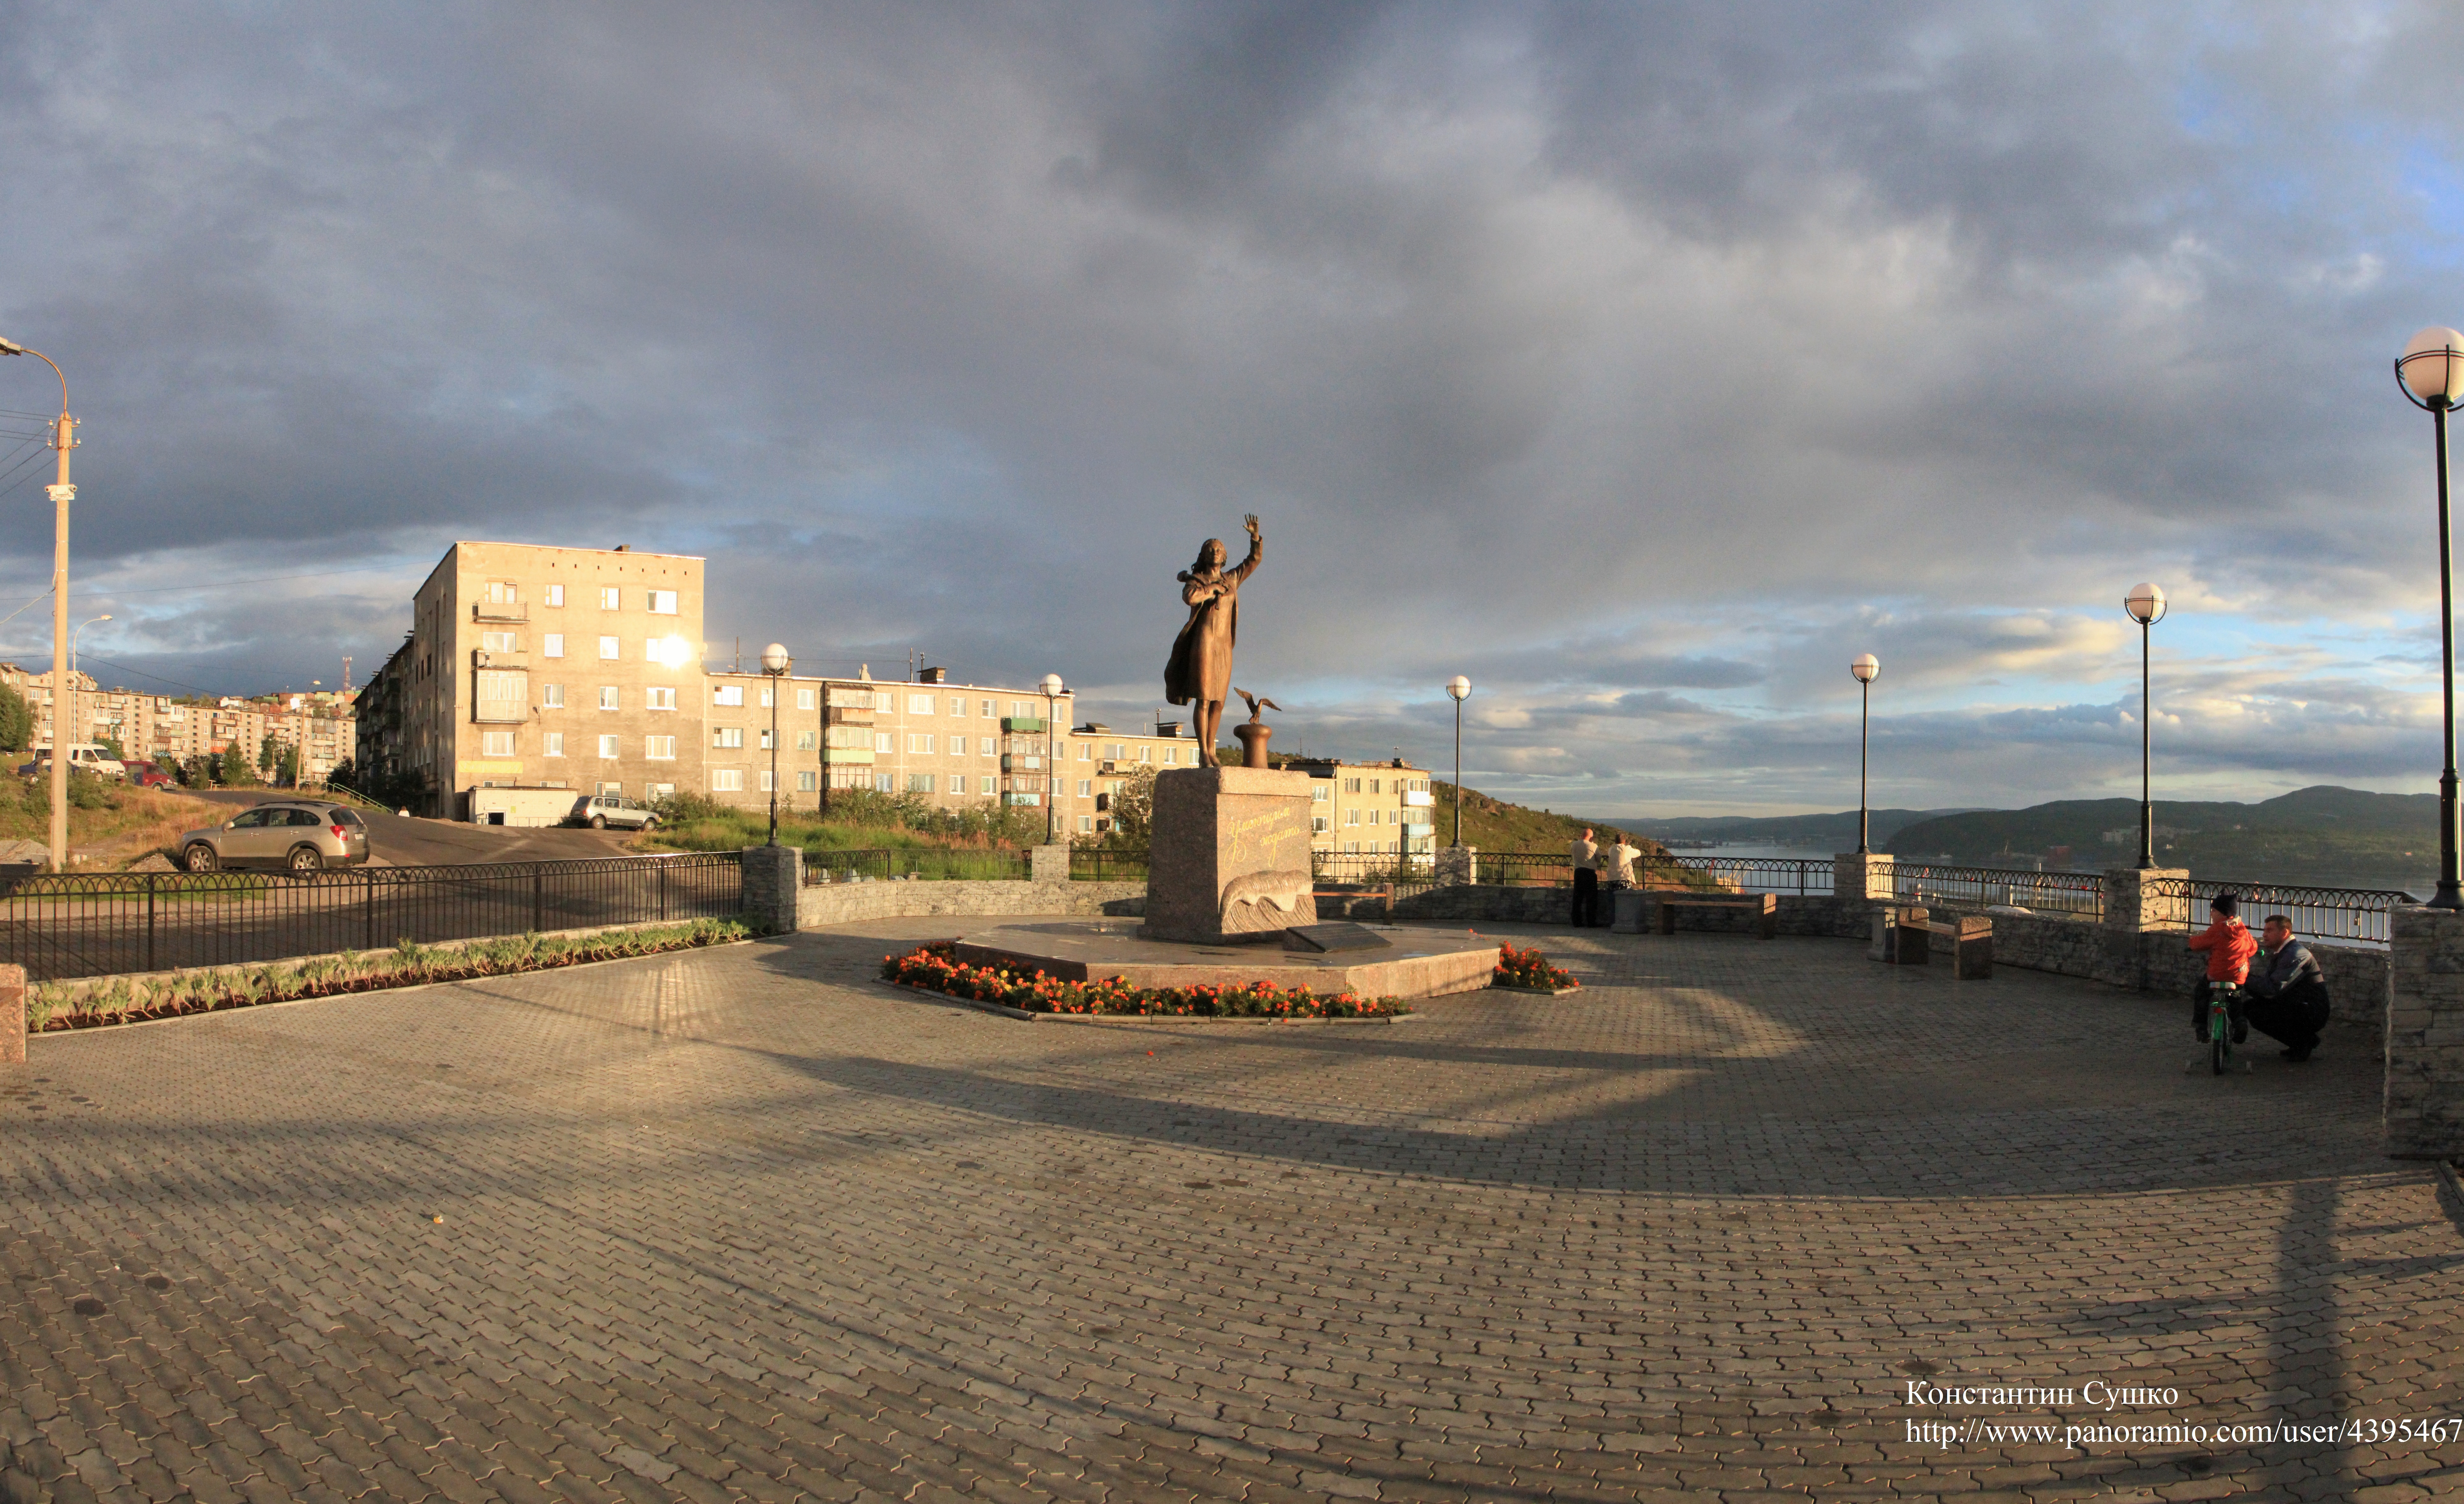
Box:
(1164, 536), (1262, 707)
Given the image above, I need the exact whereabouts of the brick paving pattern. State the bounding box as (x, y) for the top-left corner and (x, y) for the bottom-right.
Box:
(2, 918), (2460, 1502)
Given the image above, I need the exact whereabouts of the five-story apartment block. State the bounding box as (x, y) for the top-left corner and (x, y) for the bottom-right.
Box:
(391, 542), (705, 818)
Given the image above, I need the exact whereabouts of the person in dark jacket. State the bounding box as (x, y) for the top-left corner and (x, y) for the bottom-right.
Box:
(2242, 915), (2331, 1062)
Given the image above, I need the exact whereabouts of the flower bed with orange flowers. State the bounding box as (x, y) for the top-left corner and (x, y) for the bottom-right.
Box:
(880, 942), (1409, 1019)
(1493, 941), (1577, 993)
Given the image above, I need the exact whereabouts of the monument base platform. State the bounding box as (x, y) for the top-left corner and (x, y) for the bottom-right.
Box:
(952, 919), (1498, 1001)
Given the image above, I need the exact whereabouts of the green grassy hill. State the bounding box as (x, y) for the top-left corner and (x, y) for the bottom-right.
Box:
(1430, 783), (1656, 857)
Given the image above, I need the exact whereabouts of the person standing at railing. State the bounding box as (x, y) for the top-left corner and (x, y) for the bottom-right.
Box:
(2186, 892), (2258, 1045)
(1569, 829), (1599, 928)
(1599, 833), (1638, 925)
(2242, 915), (2330, 1063)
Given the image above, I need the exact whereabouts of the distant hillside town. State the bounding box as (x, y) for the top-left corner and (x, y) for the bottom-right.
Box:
(0, 662), (358, 785)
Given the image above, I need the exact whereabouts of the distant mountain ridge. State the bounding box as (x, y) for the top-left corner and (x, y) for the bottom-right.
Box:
(1887, 785), (2437, 891)
(1620, 808), (1982, 847)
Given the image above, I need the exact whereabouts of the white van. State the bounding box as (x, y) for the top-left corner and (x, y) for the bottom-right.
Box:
(24, 744), (128, 781)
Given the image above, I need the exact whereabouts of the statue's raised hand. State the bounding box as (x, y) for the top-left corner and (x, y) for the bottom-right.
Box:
(1244, 513), (1261, 542)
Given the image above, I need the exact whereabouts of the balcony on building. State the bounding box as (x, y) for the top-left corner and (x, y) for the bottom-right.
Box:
(1001, 754), (1042, 772)
(1001, 716), (1044, 734)
(472, 600), (529, 624)
(820, 746), (875, 764)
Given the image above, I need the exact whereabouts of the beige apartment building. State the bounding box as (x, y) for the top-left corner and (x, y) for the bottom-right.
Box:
(702, 668), (1085, 827)
(1294, 758), (1437, 862)
(388, 542), (706, 817)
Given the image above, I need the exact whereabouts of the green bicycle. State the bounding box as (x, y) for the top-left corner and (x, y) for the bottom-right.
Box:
(2194, 982), (2253, 1076)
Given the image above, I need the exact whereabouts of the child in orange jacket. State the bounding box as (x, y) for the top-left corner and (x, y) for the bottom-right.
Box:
(2187, 893), (2258, 1041)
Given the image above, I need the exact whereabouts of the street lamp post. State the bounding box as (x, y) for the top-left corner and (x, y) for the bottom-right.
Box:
(1445, 675), (1471, 845)
(1850, 655), (1879, 853)
(2123, 583), (2168, 871)
(69, 613), (110, 776)
(759, 642), (790, 846)
(1039, 674), (1064, 844)
(2399, 326), (2464, 910)
(0, 336), (76, 872)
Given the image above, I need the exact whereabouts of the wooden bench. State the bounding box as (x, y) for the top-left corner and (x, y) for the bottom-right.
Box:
(1886, 906), (1993, 979)
(1658, 892), (1777, 940)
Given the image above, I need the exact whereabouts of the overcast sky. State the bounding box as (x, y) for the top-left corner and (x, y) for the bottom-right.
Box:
(2, 2), (2461, 815)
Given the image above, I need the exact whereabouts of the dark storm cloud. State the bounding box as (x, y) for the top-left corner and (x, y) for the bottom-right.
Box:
(0, 2), (2455, 807)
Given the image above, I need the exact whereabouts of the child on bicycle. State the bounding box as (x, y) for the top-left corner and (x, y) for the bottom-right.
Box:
(2187, 892), (2258, 1042)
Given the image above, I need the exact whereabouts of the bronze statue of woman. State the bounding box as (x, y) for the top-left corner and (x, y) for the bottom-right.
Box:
(1164, 513), (1262, 765)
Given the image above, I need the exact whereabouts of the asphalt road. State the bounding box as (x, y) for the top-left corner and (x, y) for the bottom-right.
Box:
(177, 789), (645, 866)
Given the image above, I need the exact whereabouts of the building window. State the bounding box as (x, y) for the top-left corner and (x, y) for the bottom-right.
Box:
(757, 684), (773, 708)
(907, 733), (934, 754)
(796, 771), (816, 792)
(481, 730), (515, 757)
(907, 774), (936, 793)
(796, 687), (815, 711)
(543, 683), (564, 708)
(1163, 747), (1178, 764)
(599, 781), (622, 796)
(950, 735), (968, 757)
(646, 736), (676, 760)
(711, 769), (744, 792)
(483, 580), (518, 604)
(1344, 778), (1362, 793)
(592, 636), (616, 660)
(1370, 779), (1382, 794)
(1345, 809), (1360, 826)
(646, 687), (675, 710)
(759, 728), (773, 750)
(1079, 744), (1090, 761)
(598, 735), (620, 759)
(981, 699), (995, 717)
(874, 773), (894, 792)
(544, 584), (563, 608)
(796, 730), (816, 750)
(873, 732), (893, 753)
(541, 632), (564, 659)
(713, 727), (745, 749)
(545, 733), (565, 757)
(600, 587), (620, 610)
(599, 686), (619, 710)
(481, 630), (518, 653)
(649, 783), (673, 799)
(1076, 779), (1092, 797)
(1312, 785), (1328, 802)
(1078, 815), (1093, 833)
(647, 589), (678, 615)
(1312, 816), (1328, 833)
(910, 694), (935, 715)
(758, 770), (774, 792)
(713, 685), (744, 706)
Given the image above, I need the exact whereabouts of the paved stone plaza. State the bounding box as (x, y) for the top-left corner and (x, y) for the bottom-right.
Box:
(3, 919), (2460, 1502)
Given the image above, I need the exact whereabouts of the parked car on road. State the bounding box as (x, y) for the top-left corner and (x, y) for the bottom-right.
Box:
(179, 801), (371, 873)
(577, 793), (659, 831)
(119, 759), (176, 790)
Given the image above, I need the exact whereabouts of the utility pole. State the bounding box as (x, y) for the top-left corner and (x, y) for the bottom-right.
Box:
(1, 337), (78, 874)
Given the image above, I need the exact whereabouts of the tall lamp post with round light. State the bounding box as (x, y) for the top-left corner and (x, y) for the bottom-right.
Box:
(2123, 584), (2167, 871)
(1446, 675), (1471, 846)
(0, 335), (76, 872)
(759, 642), (790, 846)
(1850, 654), (1879, 854)
(1039, 673), (1064, 844)
(2398, 326), (2464, 909)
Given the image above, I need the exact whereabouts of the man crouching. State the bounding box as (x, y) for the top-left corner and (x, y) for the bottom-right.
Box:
(2243, 914), (2332, 1062)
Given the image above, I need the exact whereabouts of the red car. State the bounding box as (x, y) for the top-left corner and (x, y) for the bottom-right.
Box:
(119, 759), (177, 790)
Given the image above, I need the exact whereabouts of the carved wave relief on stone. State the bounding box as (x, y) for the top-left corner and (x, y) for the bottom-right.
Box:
(1219, 869), (1317, 932)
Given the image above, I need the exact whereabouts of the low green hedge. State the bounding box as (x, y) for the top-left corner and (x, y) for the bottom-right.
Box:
(32, 917), (750, 1032)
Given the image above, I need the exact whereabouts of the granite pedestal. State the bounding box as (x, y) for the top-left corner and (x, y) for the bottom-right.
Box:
(1140, 765), (1319, 945)
(952, 919), (1497, 1001)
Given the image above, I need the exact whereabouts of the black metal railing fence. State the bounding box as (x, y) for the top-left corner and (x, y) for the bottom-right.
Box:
(1070, 849), (1150, 882)
(0, 852), (745, 982)
(2167, 875), (2413, 948)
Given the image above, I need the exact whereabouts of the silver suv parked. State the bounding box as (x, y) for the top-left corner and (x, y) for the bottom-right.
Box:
(180, 802), (371, 872)
(578, 793), (660, 830)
